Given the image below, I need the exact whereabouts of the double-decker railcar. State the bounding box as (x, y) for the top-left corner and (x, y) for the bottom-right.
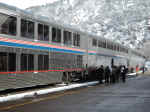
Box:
(0, 3), (145, 91)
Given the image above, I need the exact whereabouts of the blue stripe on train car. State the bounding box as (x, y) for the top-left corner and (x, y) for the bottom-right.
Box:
(0, 41), (84, 54)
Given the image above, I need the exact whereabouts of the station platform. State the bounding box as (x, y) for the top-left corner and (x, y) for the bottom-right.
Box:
(0, 71), (143, 103)
(0, 71), (150, 112)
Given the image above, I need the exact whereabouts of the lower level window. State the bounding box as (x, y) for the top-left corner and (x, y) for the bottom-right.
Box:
(21, 54), (34, 71)
(38, 55), (49, 70)
(0, 52), (16, 72)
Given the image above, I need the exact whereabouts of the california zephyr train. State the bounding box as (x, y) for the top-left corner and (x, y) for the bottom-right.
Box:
(0, 3), (146, 91)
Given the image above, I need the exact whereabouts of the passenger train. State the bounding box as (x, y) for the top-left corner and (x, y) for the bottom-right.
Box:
(0, 3), (146, 91)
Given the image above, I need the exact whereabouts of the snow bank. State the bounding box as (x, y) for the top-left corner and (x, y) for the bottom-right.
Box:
(0, 81), (99, 103)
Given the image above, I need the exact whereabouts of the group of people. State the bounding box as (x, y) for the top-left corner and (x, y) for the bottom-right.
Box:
(96, 65), (128, 84)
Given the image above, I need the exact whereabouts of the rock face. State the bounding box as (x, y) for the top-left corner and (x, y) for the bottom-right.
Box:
(27, 0), (150, 49)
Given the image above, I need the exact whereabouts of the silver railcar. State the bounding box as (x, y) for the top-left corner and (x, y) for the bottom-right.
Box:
(0, 3), (145, 91)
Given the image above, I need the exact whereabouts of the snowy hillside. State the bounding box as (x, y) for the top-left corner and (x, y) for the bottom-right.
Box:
(27, 0), (150, 49)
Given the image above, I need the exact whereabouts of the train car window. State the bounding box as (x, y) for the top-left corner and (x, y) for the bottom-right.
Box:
(0, 52), (16, 72)
(73, 33), (80, 47)
(44, 55), (49, 70)
(8, 53), (16, 71)
(38, 55), (43, 70)
(77, 55), (83, 67)
(52, 27), (61, 43)
(92, 39), (97, 47)
(38, 23), (49, 41)
(28, 54), (34, 71)
(44, 25), (49, 41)
(107, 43), (111, 49)
(21, 54), (34, 71)
(21, 54), (28, 71)
(98, 40), (101, 48)
(38, 55), (49, 70)
(0, 52), (7, 72)
(126, 49), (128, 53)
(111, 44), (114, 50)
(63, 30), (72, 45)
(38, 24), (43, 40)
(21, 19), (34, 39)
(113, 45), (115, 50)
(103, 41), (107, 48)
(0, 13), (17, 36)
(117, 45), (120, 52)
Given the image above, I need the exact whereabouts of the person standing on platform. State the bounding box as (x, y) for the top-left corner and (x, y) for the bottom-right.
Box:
(142, 66), (145, 74)
(97, 65), (104, 84)
(111, 66), (116, 83)
(121, 65), (128, 83)
(105, 66), (111, 84)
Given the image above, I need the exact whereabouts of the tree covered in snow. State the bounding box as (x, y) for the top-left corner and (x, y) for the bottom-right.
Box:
(27, 0), (150, 48)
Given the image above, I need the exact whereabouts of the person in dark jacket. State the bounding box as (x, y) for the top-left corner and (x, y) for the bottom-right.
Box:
(98, 65), (104, 84)
(121, 66), (128, 83)
(105, 66), (111, 84)
(111, 66), (116, 83)
(116, 66), (121, 82)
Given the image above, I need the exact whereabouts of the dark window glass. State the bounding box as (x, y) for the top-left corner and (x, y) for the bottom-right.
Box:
(73, 33), (80, 47)
(0, 52), (7, 72)
(77, 55), (83, 68)
(21, 19), (34, 39)
(21, 54), (34, 71)
(38, 55), (49, 70)
(38, 24), (43, 40)
(28, 54), (34, 71)
(0, 13), (17, 36)
(63, 30), (72, 45)
(117, 45), (120, 51)
(44, 55), (49, 70)
(107, 43), (112, 49)
(44, 25), (49, 41)
(21, 54), (28, 71)
(8, 53), (16, 71)
(38, 55), (43, 70)
(38, 24), (49, 41)
(28, 21), (34, 38)
(52, 27), (61, 43)
(103, 41), (106, 48)
(21, 19), (27, 37)
(92, 39), (97, 47)
(98, 40), (106, 48)
(98, 40), (102, 48)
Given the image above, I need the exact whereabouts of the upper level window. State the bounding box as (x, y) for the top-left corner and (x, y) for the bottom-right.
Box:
(38, 23), (49, 41)
(113, 44), (117, 51)
(117, 45), (120, 52)
(63, 30), (72, 45)
(107, 43), (112, 50)
(21, 19), (34, 39)
(103, 41), (107, 48)
(52, 27), (61, 43)
(98, 40), (102, 48)
(73, 33), (80, 47)
(98, 40), (106, 48)
(0, 13), (17, 36)
(92, 39), (97, 47)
